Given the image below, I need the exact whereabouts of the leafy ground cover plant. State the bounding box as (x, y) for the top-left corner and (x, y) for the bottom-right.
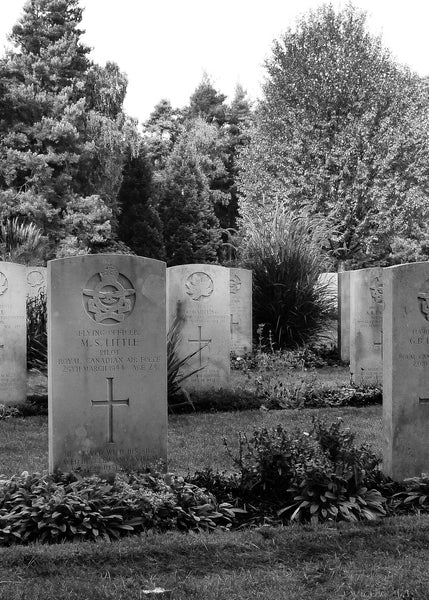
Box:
(0, 470), (246, 546)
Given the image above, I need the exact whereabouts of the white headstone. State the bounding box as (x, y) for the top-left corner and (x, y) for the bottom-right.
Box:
(349, 267), (383, 384)
(230, 268), (252, 356)
(383, 262), (429, 480)
(0, 262), (27, 406)
(48, 254), (167, 475)
(338, 271), (350, 362)
(167, 264), (230, 391)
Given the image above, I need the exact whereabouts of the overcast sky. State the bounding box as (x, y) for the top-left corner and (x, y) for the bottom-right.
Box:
(1, 0), (429, 124)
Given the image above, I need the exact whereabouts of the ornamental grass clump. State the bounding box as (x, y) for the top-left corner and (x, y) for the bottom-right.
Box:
(238, 202), (336, 349)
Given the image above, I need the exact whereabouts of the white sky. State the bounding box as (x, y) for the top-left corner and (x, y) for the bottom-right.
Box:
(1, 0), (429, 124)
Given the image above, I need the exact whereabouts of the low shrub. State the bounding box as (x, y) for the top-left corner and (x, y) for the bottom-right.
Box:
(0, 470), (246, 546)
(223, 418), (386, 524)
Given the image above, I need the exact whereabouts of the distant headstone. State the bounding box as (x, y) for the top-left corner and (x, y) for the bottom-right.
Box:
(317, 272), (338, 347)
(48, 255), (167, 475)
(338, 271), (350, 362)
(230, 268), (252, 356)
(167, 264), (230, 391)
(383, 262), (429, 479)
(27, 266), (47, 298)
(0, 262), (27, 406)
(349, 267), (383, 384)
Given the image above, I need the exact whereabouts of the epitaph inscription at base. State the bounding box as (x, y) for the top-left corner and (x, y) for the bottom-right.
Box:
(48, 255), (167, 476)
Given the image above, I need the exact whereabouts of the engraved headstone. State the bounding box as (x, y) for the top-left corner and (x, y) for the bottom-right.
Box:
(26, 266), (47, 298)
(230, 268), (252, 356)
(48, 255), (167, 475)
(317, 272), (338, 347)
(167, 264), (230, 391)
(338, 270), (350, 362)
(349, 267), (383, 384)
(0, 262), (27, 406)
(383, 262), (429, 479)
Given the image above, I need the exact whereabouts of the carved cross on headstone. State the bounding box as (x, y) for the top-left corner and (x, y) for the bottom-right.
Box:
(188, 325), (211, 367)
(91, 377), (129, 443)
(374, 330), (383, 357)
(230, 314), (239, 338)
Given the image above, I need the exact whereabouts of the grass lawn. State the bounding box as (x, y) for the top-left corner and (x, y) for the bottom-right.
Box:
(0, 366), (410, 600)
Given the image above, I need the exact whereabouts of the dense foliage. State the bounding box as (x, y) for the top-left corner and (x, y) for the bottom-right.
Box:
(238, 4), (429, 268)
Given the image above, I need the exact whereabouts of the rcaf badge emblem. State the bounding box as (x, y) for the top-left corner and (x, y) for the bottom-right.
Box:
(83, 264), (135, 324)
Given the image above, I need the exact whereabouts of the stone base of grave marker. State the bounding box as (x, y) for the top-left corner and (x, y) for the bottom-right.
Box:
(48, 254), (167, 476)
(383, 262), (429, 480)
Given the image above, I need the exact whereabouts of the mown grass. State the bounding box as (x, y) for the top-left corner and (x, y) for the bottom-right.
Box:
(0, 516), (429, 599)
(0, 406), (382, 477)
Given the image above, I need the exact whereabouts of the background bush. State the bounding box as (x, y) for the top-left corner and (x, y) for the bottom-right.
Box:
(238, 203), (336, 349)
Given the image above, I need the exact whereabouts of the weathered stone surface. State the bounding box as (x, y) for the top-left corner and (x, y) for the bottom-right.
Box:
(27, 267), (47, 298)
(349, 267), (383, 384)
(0, 262), (27, 406)
(230, 268), (252, 356)
(167, 264), (230, 391)
(317, 272), (338, 347)
(338, 271), (351, 362)
(48, 254), (167, 475)
(383, 262), (429, 480)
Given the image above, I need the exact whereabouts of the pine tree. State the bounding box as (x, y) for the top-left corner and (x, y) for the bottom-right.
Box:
(0, 0), (138, 258)
(117, 149), (165, 260)
(159, 119), (222, 265)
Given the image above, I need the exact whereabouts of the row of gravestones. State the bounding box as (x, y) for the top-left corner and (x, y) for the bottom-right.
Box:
(0, 257), (252, 477)
(2, 256), (429, 483)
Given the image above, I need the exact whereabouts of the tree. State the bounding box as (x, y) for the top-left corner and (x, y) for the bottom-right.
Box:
(188, 73), (227, 125)
(117, 148), (165, 260)
(143, 99), (184, 171)
(0, 0), (138, 258)
(158, 118), (223, 265)
(238, 4), (429, 267)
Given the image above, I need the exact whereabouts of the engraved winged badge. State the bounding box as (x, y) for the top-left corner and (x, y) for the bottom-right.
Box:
(83, 264), (135, 323)
(185, 272), (214, 301)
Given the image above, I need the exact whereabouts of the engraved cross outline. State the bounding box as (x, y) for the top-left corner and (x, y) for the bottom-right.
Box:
(230, 314), (239, 338)
(91, 377), (129, 443)
(188, 326), (212, 368)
